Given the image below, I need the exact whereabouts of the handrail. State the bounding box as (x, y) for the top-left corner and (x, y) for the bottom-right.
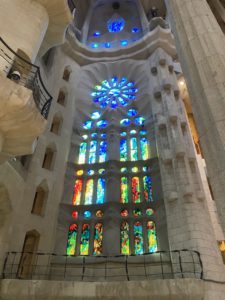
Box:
(2, 250), (203, 282)
(0, 37), (52, 119)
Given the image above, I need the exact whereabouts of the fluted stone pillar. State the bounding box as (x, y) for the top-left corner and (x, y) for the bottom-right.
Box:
(165, 0), (225, 234)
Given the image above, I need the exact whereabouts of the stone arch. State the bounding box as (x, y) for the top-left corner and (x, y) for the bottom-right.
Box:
(31, 179), (49, 216)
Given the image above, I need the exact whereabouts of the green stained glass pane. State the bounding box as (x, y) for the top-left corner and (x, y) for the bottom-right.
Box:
(120, 177), (128, 203)
(140, 138), (149, 160)
(67, 224), (78, 255)
(93, 223), (103, 255)
(130, 137), (138, 161)
(132, 177), (141, 203)
(147, 221), (158, 253)
(143, 176), (153, 202)
(78, 142), (87, 164)
(96, 178), (105, 204)
(89, 140), (97, 164)
(72, 179), (83, 205)
(121, 221), (130, 255)
(80, 224), (90, 255)
(134, 221), (144, 255)
(120, 139), (128, 161)
(85, 179), (94, 205)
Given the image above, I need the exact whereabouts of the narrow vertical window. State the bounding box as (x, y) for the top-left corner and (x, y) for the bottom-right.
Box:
(80, 224), (90, 255)
(132, 177), (141, 203)
(140, 137), (149, 160)
(85, 179), (94, 205)
(134, 221), (144, 255)
(67, 224), (78, 255)
(121, 177), (128, 203)
(130, 137), (138, 161)
(147, 221), (157, 253)
(78, 142), (87, 164)
(88, 140), (97, 164)
(121, 221), (130, 255)
(72, 180), (83, 205)
(99, 141), (107, 163)
(96, 178), (105, 204)
(93, 223), (103, 255)
(120, 139), (128, 161)
(143, 176), (153, 202)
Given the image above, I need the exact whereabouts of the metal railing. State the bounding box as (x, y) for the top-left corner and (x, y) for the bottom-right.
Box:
(2, 250), (203, 282)
(0, 37), (52, 119)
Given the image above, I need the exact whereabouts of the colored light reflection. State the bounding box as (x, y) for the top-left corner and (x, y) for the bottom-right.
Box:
(121, 209), (128, 217)
(73, 179), (82, 205)
(121, 221), (130, 255)
(134, 221), (144, 255)
(147, 221), (157, 253)
(93, 223), (103, 255)
(121, 177), (128, 203)
(67, 224), (78, 255)
(96, 178), (105, 204)
(80, 224), (90, 255)
(132, 177), (141, 203)
(143, 176), (153, 202)
(140, 138), (149, 160)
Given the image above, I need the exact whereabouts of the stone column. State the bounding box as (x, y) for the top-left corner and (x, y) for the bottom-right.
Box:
(165, 0), (225, 234)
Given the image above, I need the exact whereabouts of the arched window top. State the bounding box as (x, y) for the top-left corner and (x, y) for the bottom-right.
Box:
(57, 88), (68, 106)
(63, 66), (72, 82)
(50, 112), (63, 135)
(42, 143), (56, 170)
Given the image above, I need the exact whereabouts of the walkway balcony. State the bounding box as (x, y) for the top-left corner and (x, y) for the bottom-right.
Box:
(0, 37), (52, 163)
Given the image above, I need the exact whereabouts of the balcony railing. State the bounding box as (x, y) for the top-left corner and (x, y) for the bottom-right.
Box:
(2, 250), (203, 282)
(0, 37), (52, 119)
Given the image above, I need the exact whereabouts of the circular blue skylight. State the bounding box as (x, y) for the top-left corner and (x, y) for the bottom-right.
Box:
(107, 15), (125, 33)
(91, 77), (138, 109)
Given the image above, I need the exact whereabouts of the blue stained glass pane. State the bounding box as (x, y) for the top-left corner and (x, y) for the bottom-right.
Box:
(96, 178), (105, 204)
(88, 140), (97, 164)
(107, 15), (125, 33)
(97, 120), (108, 128)
(99, 141), (107, 163)
(132, 27), (140, 33)
(78, 142), (87, 164)
(83, 120), (93, 130)
(121, 40), (128, 47)
(143, 176), (153, 202)
(130, 130), (137, 135)
(130, 137), (138, 161)
(101, 133), (107, 138)
(127, 108), (138, 117)
(84, 211), (91, 218)
(120, 132), (127, 137)
(91, 133), (98, 138)
(88, 170), (94, 175)
(120, 139), (128, 161)
(93, 31), (101, 37)
(127, 82), (135, 87)
(91, 111), (101, 119)
(134, 117), (145, 126)
(143, 166), (148, 172)
(105, 42), (111, 48)
(90, 43), (99, 49)
(140, 130), (147, 135)
(120, 119), (131, 126)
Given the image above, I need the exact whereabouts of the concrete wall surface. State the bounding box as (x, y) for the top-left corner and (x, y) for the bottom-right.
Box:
(0, 278), (221, 300)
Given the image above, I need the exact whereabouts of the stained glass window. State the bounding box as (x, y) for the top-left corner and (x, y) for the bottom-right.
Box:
(89, 141), (97, 164)
(96, 178), (105, 204)
(134, 117), (145, 126)
(67, 224), (78, 255)
(107, 14), (125, 33)
(99, 141), (107, 163)
(147, 221), (157, 253)
(91, 111), (101, 119)
(134, 221), (144, 255)
(93, 223), (103, 255)
(78, 142), (87, 164)
(92, 77), (138, 109)
(121, 209), (128, 217)
(130, 137), (138, 161)
(132, 177), (141, 203)
(143, 176), (153, 202)
(80, 224), (90, 255)
(72, 211), (78, 219)
(84, 211), (91, 218)
(83, 120), (93, 129)
(120, 139), (128, 161)
(121, 221), (130, 255)
(72, 180), (83, 205)
(76, 170), (83, 176)
(98, 169), (105, 174)
(96, 210), (104, 218)
(133, 208), (142, 217)
(120, 118), (131, 126)
(97, 120), (108, 128)
(146, 208), (154, 216)
(121, 177), (129, 203)
(85, 179), (94, 205)
(87, 170), (94, 175)
(140, 138), (149, 160)
(127, 108), (138, 117)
